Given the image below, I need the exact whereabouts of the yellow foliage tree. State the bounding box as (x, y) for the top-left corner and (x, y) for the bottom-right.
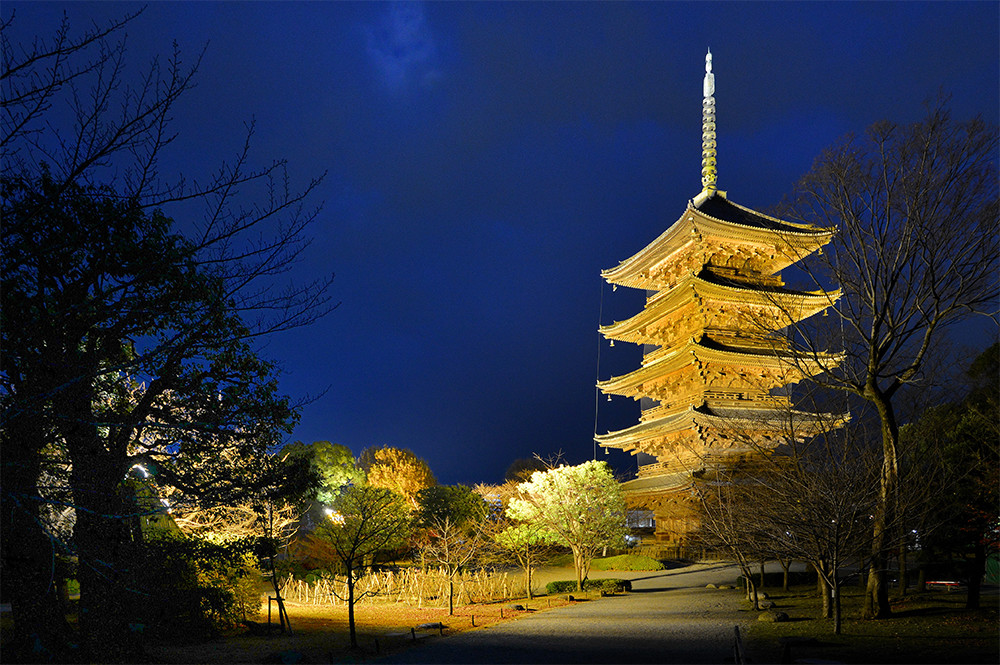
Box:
(360, 446), (436, 510)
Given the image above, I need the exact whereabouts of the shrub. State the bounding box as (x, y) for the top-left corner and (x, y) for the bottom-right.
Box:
(132, 535), (261, 637)
(590, 554), (664, 571)
(544, 578), (632, 594)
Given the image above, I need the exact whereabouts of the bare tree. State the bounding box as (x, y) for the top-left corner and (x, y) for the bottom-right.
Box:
(772, 98), (999, 618)
(416, 485), (488, 615)
(475, 482), (554, 600)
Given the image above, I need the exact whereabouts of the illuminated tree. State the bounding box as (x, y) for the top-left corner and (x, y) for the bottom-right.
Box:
(475, 482), (552, 600)
(360, 446), (436, 510)
(303, 485), (411, 648)
(775, 99), (999, 618)
(507, 461), (627, 592)
(416, 485), (488, 614)
(278, 441), (364, 505)
(1, 11), (332, 661)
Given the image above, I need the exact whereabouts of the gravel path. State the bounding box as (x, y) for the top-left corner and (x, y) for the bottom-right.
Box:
(372, 561), (753, 664)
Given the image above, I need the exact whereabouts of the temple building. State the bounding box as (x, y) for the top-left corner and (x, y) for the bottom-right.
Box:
(596, 51), (841, 551)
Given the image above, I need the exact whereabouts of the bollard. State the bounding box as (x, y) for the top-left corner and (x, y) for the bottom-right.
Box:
(500, 607), (504, 619)
(410, 627), (416, 640)
(471, 615), (476, 627)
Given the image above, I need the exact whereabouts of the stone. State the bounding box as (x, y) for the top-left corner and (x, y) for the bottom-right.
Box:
(759, 600), (776, 609)
(415, 622), (444, 630)
(705, 583), (718, 589)
(718, 584), (735, 589)
(758, 610), (789, 623)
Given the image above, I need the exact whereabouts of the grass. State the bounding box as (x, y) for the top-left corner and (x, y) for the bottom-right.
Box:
(745, 581), (999, 664)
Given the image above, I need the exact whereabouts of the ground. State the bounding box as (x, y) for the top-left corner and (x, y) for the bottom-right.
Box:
(146, 587), (576, 663)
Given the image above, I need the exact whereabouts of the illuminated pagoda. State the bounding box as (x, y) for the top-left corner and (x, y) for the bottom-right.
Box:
(596, 51), (841, 549)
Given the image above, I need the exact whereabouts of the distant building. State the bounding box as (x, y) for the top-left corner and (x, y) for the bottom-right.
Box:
(597, 51), (841, 553)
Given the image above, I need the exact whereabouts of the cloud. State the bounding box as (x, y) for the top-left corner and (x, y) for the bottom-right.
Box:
(365, 1), (441, 94)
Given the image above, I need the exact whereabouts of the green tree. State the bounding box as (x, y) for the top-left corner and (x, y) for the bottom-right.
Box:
(507, 461), (627, 592)
(475, 482), (552, 600)
(901, 343), (999, 609)
(1, 12), (331, 661)
(304, 485), (411, 648)
(776, 99), (999, 618)
(416, 485), (488, 614)
(280, 440), (365, 504)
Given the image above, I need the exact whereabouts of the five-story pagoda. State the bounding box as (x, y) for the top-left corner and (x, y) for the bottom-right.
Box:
(596, 51), (841, 549)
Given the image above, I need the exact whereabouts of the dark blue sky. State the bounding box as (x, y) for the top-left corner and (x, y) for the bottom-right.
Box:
(6, 2), (998, 485)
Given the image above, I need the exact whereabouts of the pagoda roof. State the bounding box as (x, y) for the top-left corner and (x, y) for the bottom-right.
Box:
(600, 271), (839, 343)
(602, 191), (835, 289)
(597, 337), (834, 397)
(595, 403), (839, 449)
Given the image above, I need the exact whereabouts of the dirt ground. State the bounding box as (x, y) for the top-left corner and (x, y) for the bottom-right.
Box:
(146, 592), (578, 663)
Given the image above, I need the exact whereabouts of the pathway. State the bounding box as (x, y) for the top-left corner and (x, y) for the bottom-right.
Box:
(372, 561), (753, 664)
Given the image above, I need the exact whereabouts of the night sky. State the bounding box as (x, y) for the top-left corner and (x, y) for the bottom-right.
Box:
(5, 2), (998, 486)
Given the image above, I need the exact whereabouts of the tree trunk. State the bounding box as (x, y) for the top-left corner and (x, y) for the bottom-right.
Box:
(778, 558), (791, 591)
(572, 547), (585, 592)
(72, 451), (143, 663)
(897, 543), (907, 595)
(819, 568), (832, 619)
(266, 504), (291, 634)
(966, 536), (985, 610)
(864, 388), (899, 619)
(832, 576), (842, 635)
(347, 567), (357, 648)
(448, 575), (455, 615)
(524, 551), (534, 600)
(267, 554), (291, 634)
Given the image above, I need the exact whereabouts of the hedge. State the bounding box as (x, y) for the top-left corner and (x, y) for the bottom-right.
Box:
(545, 578), (632, 594)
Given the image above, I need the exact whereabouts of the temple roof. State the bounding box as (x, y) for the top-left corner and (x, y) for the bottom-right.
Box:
(601, 191), (835, 290)
(595, 402), (840, 448)
(599, 271), (839, 343)
(597, 336), (835, 397)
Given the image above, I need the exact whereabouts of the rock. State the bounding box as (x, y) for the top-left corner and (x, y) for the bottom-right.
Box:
(415, 622), (445, 630)
(564, 595), (575, 601)
(705, 583), (718, 589)
(757, 610), (789, 623)
(718, 584), (735, 589)
(506, 604), (525, 611)
(759, 600), (776, 609)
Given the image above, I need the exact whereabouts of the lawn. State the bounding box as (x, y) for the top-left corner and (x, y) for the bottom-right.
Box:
(746, 582), (999, 664)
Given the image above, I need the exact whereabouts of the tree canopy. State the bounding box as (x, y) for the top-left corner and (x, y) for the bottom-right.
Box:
(776, 98), (998, 618)
(1, 12), (332, 661)
(506, 460), (626, 591)
(360, 446), (436, 510)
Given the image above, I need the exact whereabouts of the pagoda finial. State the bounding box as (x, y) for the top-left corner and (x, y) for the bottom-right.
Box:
(700, 49), (718, 193)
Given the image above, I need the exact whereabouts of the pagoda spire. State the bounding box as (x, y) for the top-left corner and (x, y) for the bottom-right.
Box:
(700, 49), (718, 193)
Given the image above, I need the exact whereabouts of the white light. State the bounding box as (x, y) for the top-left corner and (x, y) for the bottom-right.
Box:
(131, 464), (150, 478)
